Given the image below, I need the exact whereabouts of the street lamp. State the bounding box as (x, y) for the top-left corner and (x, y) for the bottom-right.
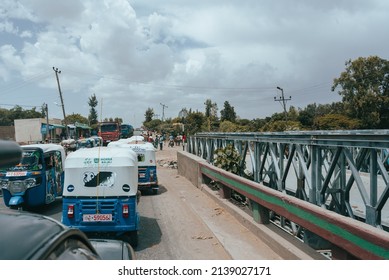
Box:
(274, 86), (291, 129)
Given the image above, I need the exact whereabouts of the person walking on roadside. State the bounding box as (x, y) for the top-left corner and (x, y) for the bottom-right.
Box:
(159, 135), (164, 150)
(182, 134), (186, 151)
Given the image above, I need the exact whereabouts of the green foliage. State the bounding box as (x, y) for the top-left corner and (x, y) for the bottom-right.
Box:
(315, 114), (361, 130)
(144, 119), (162, 131)
(298, 102), (346, 129)
(248, 118), (268, 131)
(219, 120), (239, 132)
(204, 99), (218, 118)
(332, 56), (389, 129)
(213, 144), (245, 175)
(185, 111), (205, 135)
(66, 113), (88, 125)
(220, 101), (236, 123)
(0, 106), (43, 125)
(261, 120), (302, 132)
(144, 107), (154, 124)
(88, 94), (98, 125)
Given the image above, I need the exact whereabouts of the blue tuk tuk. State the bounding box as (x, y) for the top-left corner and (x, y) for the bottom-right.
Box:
(0, 144), (65, 209)
(61, 147), (140, 247)
(108, 139), (159, 194)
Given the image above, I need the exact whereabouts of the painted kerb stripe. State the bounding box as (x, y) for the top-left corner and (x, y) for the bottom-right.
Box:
(201, 165), (389, 259)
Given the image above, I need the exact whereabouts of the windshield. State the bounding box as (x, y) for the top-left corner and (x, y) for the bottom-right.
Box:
(100, 124), (118, 132)
(3, 150), (42, 171)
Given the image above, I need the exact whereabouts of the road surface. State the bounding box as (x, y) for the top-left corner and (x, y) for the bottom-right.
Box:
(0, 143), (313, 260)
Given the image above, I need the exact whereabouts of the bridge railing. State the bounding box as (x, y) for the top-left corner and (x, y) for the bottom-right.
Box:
(186, 130), (389, 259)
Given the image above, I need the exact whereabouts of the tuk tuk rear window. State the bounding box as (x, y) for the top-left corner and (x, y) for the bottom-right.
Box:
(83, 171), (115, 188)
(137, 153), (145, 162)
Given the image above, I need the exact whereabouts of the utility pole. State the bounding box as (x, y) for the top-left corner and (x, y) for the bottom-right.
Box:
(160, 103), (168, 122)
(53, 67), (69, 138)
(43, 103), (50, 141)
(275, 87), (291, 129)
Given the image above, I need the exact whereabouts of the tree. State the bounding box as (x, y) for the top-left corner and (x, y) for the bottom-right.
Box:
(88, 94), (98, 126)
(144, 107), (154, 124)
(315, 114), (361, 130)
(0, 108), (12, 126)
(220, 101), (236, 123)
(204, 99), (218, 118)
(114, 117), (123, 124)
(204, 99), (219, 131)
(332, 56), (389, 129)
(66, 113), (88, 125)
(144, 119), (162, 131)
(298, 103), (318, 128)
(219, 120), (239, 132)
(185, 111), (205, 135)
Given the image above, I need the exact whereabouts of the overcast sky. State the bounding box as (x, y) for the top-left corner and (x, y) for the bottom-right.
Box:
(1, 0), (388, 128)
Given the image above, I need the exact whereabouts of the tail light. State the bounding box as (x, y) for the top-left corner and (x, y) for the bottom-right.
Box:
(67, 205), (74, 218)
(122, 204), (129, 218)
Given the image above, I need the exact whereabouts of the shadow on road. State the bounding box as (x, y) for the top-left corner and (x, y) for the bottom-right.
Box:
(140, 184), (167, 196)
(136, 215), (162, 251)
(32, 198), (63, 216)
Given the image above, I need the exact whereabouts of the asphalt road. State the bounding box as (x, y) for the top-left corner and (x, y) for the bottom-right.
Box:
(0, 144), (286, 260)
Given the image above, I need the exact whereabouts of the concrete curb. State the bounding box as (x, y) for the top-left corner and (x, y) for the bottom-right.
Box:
(198, 183), (327, 260)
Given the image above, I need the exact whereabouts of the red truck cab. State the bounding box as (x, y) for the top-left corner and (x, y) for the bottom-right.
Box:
(98, 122), (121, 146)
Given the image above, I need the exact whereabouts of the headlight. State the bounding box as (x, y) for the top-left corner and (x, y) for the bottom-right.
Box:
(25, 178), (36, 189)
(8, 178), (37, 195)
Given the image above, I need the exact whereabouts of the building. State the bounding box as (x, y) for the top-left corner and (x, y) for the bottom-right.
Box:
(14, 118), (64, 144)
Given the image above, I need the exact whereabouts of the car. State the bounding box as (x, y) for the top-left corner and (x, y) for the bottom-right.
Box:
(0, 209), (101, 260)
(0, 209), (137, 260)
(89, 238), (136, 260)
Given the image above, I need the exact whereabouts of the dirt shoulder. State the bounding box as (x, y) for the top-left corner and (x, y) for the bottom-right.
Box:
(155, 141), (182, 165)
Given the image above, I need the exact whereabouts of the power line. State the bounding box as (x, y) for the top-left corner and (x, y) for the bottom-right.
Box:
(0, 103), (43, 108)
(0, 71), (52, 96)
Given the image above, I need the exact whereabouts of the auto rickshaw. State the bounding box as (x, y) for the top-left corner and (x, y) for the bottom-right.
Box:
(61, 147), (140, 246)
(0, 144), (65, 209)
(108, 140), (159, 194)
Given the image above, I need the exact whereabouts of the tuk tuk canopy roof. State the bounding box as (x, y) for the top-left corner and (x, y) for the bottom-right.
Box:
(63, 147), (138, 197)
(67, 122), (91, 130)
(65, 147), (137, 168)
(21, 144), (66, 167)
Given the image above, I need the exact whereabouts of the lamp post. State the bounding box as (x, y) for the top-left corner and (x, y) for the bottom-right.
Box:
(275, 86), (291, 129)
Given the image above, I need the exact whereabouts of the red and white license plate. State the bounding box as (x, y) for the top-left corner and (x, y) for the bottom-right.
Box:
(83, 214), (112, 222)
(6, 171), (27, 177)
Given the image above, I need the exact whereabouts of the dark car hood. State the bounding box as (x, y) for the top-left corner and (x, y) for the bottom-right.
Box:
(0, 210), (66, 260)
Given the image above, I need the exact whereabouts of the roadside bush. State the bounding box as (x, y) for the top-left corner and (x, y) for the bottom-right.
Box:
(213, 144), (245, 175)
(213, 144), (248, 207)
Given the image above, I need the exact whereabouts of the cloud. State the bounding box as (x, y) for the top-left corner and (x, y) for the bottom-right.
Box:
(0, 0), (388, 127)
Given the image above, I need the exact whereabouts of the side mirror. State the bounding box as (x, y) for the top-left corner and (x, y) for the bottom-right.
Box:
(0, 140), (22, 169)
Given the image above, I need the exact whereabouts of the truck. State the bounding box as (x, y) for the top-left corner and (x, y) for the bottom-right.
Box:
(120, 124), (134, 139)
(98, 122), (121, 146)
